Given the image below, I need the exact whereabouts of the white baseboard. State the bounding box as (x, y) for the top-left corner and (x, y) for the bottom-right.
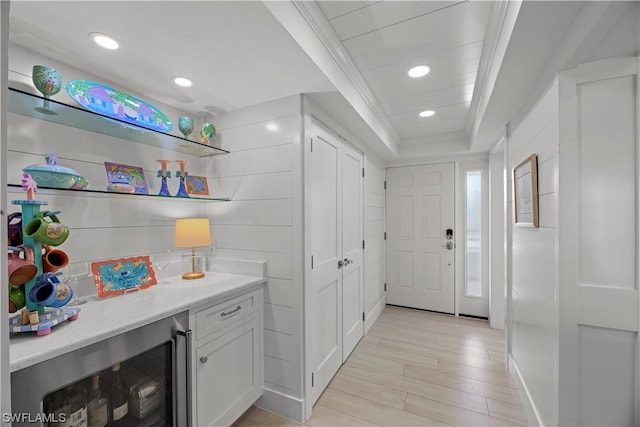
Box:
(364, 295), (386, 334)
(508, 354), (544, 426)
(255, 387), (306, 424)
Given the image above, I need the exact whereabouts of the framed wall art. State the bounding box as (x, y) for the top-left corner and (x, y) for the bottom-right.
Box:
(104, 162), (149, 194)
(513, 153), (539, 227)
(92, 255), (157, 298)
(185, 175), (209, 196)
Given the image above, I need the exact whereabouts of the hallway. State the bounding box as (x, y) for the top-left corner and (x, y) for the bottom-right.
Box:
(236, 306), (527, 426)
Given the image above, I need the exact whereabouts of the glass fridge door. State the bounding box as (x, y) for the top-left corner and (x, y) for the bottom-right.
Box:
(42, 342), (172, 427)
(10, 312), (189, 427)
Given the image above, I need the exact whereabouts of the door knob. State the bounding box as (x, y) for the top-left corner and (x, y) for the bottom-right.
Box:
(338, 259), (344, 269)
(445, 242), (454, 250)
(200, 356), (208, 364)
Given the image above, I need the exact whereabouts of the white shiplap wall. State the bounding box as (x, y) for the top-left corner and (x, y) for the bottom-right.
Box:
(205, 95), (305, 419)
(7, 45), (207, 297)
(507, 80), (559, 427)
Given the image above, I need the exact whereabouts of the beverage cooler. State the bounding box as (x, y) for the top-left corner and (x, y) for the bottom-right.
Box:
(10, 312), (190, 427)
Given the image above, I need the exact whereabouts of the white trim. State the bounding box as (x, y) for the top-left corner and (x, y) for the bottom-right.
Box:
(387, 152), (489, 169)
(508, 2), (633, 138)
(256, 387), (306, 424)
(291, 95), (306, 402)
(456, 161), (490, 318)
(364, 295), (385, 335)
(488, 147), (506, 330)
(469, 0), (523, 140)
(263, 1), (399, 158)
(509, 355), (545, 427)
(0, 1), (10, 423)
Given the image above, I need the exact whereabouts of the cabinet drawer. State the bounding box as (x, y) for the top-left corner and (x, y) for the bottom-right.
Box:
(195, 289), (260, 341)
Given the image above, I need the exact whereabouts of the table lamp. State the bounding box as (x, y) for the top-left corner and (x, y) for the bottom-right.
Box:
(174, 218), (211, 280)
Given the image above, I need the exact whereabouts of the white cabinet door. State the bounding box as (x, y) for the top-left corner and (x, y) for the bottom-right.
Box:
(195, 315), (262, 427)
(386, 163), (455, 313)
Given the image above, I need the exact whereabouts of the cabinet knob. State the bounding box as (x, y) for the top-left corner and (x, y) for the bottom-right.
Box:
(200, 356), (208, 364)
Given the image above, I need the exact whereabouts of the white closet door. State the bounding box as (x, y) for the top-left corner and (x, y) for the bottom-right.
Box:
(386, 163), (455, 313)
(341, 142), (363, 361)
(308, 126), (343, 407)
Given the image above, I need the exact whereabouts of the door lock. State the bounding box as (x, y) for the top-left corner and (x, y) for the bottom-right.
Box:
(446, 229), (454, 240)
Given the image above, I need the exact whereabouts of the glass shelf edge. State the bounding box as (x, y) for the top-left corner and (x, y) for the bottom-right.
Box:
(8, 87), (229, 158)
(7, 184), (231, 202)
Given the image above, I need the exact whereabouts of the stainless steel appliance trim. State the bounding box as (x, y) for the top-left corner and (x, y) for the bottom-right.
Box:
(11, 311), (189, 426)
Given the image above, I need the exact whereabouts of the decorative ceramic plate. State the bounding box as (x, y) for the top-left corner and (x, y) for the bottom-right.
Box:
(66, 80), (172, 133)
(92, 256), (157, 298)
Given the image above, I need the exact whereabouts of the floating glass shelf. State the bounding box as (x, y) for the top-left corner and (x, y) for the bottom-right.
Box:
(7, 184), (231, 202)
(8, 87), (228, 158)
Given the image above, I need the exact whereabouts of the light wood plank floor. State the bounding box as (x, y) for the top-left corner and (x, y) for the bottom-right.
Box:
(234, 306), (527, 426)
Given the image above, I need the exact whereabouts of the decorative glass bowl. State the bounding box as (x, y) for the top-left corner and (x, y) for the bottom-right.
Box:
(23, 164), (88, 189)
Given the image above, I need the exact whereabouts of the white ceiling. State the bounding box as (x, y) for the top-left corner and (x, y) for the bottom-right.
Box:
(7, 1), (639, 162)
(318, 1), (490, 141)
(8, 1), (335, 116)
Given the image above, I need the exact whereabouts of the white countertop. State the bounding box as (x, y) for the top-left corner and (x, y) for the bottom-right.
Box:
(9, 271), (266, 372)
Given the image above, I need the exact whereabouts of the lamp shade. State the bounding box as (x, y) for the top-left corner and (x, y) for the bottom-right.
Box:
(174, 218), (211, 248)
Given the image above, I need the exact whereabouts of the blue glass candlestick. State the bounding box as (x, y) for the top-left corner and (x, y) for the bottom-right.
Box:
(175, 160), (190, 198)
(156, 160), (172, 196)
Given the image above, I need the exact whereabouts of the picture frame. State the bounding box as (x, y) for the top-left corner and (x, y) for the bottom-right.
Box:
(513, 154), (539, 227)
(185, 175), (209, 196)
(92, 255), (157, 298)
(104, 162), (149, 194)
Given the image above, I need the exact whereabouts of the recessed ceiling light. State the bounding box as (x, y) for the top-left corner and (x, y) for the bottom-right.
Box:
(419, 110), (435, 118)
(266, 123), (279, 132)
(173, 77), (193, 87)
(408, 65), (430, 78)
(90, 33), (119, 50)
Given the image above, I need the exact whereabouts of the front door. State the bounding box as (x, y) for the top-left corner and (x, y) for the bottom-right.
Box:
(386, 163), (455, 313)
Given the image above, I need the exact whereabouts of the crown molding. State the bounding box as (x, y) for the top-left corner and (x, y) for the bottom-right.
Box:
(263, 0), (399, 157)
(466, 0), (522, 142)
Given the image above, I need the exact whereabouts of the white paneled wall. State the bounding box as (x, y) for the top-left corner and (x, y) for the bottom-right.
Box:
(507, 80), (559, 426)
(364, 156), (386, 332)
(205, 95), (305, 419)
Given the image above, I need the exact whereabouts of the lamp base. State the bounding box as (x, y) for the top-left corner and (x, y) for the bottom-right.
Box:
(182, 271), (205, 280)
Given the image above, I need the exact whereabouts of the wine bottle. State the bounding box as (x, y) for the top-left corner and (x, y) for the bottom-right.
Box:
(87, 374), (108, 427)
(109, 363), (129, 424)
(60, 383), (88, 427)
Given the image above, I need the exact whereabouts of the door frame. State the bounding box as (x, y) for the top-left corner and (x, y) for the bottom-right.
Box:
(456, 159), (490, 318)
(385, 162), (456, 314)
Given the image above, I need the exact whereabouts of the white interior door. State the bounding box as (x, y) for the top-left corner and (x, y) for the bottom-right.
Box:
(308, 127), (343, 407)
(341, 142), (363, 361)
(386, 163), (455, 313)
